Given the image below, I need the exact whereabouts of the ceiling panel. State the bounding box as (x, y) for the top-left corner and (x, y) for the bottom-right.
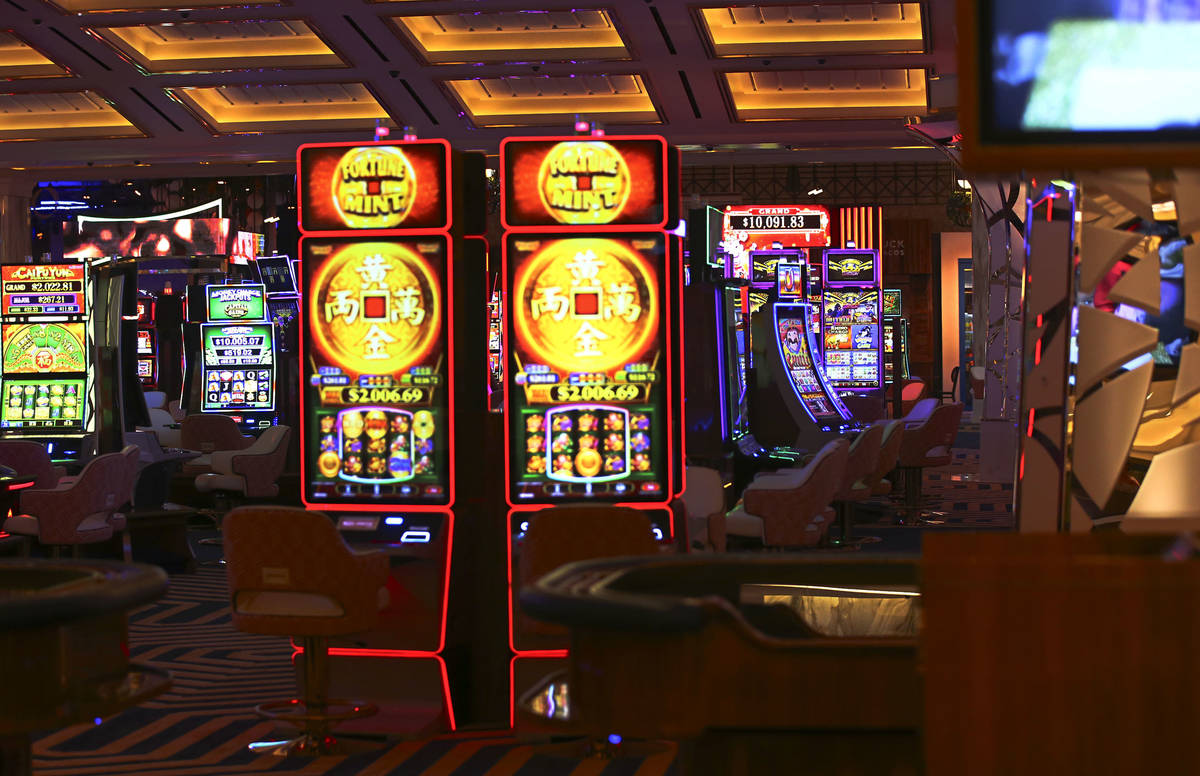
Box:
(724, 68), (928, 120)
(444, 74), (659, 127)
(392, 9), (629, 64)
(698, 3), (925, 57)
(47, 0), (286, 12)
(0, 91), (142, 141)
(90, 20), (345, 74)
(167, 83), (388, 134)
(0, 32), (67, 79)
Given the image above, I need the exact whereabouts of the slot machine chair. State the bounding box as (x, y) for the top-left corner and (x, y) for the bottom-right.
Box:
(138, 407), (183, 449)
(0, 440), (66, 491)
(681, 466), (728, 552)
(899, 378), (929, 417)
(940, 367), (960, 404)
(180, 413), (254, 476)
(2, 450), (131, 557)
(223, 506), (387, 756)
(194, 425), (292, 508)
(862, 420), (905, 498)
(142, 390), (168, 410)
(895, 403), (964, 525)
(724, 439), (848, 548)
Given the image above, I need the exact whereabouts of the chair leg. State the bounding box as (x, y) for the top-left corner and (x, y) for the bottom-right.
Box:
(249, 635), (377, 757)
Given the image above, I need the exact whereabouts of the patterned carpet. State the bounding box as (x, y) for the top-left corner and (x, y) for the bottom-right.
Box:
(33, 569), (677, 776)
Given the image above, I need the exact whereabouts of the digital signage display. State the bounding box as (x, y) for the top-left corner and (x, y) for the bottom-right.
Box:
(883, 288), (903, 317)
(206, 284), (267, 322)
(824, 249), (880, 287)
(1, 265), (86, 317)
(301, 235), (451, 507)
(1, 323), (87, 374)
(777, 263), (805, 298)
(297, 141), (451, 233)
(64, 218), (229, 259)
(501, 137), (668, 230)
(256, 255), (297, 295)
(200, 323), (275, 412)
(505, 232), (670, 503)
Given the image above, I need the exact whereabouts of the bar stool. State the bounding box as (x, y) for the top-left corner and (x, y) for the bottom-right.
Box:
(223, 506), (388, 756)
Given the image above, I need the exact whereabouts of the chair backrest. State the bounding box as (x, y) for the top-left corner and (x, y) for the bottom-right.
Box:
(518, 504), (659, 640)
(72, 451), (130, 515)
(681, 466), (725, 520)
(181, 413), (252, 453)
(0, 440), (59, 489)
(223, 506), (381, 636)
(520, 504), (658, 587)
(840, 422), (885, 496)
(145, 407), (175, 428)
(948, 366), (961, 394)
(116, 444), (141, 509)
(143, 390), (167, 409)
(864, 420), (905, 489)
(232, 425), (292, 498)
(900, 403), (964, 465)
(901, 379), (928, 401)
(743, 438), (848, 547)
(167, 400), (186, 423)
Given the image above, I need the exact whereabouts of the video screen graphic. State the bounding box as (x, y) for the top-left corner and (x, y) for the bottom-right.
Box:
(200, 323), (275, 412)
(64, 218), (229, 259)
(506, 232), (669, 502)
(257, 256), (297, 295)
(1, 378), (85, 429)
(987, 0), (1200, 138)
(298, 142), (450, 233)
(136, 328), (154, 356)
(502, 137), (667, 229)
(883, 288), (902, 317)
(302, 236), (450, 506)
(1, 323), (86, 374)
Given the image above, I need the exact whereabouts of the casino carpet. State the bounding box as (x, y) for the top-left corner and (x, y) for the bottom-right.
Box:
(32, 569), (678, 776)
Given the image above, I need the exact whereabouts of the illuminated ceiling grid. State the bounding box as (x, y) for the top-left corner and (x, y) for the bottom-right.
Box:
(0, 0), (953, 171)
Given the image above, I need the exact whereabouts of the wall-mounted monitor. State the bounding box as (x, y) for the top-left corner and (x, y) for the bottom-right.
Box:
(961, 0), (1200, 169)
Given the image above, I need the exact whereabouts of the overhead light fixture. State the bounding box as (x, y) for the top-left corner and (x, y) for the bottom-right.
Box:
(956, 178), (971, 190)
(808, 187), (824, 196)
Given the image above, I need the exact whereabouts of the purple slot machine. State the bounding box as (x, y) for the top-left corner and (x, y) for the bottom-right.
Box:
(821, 249), (884, 396)
(500, 131), (681, 721)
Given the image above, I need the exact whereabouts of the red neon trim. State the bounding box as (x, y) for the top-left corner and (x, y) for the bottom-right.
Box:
(295, 139), (454, 236)
(1034, 338), (1042, 366)
(499, 135), (671, 232)
(7, 480), (35, 491)
(1027, 408), (1035, 437)
(1036, 314), (1043, 328)
(512, 649), (569, 658)
(673, 237), (686, 509)
(1018, 451), (1025, 480)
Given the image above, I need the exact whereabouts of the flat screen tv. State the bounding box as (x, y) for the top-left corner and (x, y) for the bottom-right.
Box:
(960, 0), (1200, 170)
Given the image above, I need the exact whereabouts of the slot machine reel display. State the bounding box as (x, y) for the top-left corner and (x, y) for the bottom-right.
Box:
(0, 265), (92, 460)
(302, 236), (449, 506)
(506, 233), (669, 503)
(821, 249), (883, 394)
(194, 284), (278, 429)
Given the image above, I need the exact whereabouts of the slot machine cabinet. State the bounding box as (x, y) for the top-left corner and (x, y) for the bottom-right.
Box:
(820, 249), (885, 399)
(135, 293), (157, 388)
(882, 288), (910, 387)
(500, 133), (682, 721)
(0, 263), (94, 463)
(297, 139), (486, 734)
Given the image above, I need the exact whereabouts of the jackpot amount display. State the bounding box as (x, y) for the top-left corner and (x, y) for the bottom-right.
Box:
(507, 233), (668, 502)
(304, 236), (449, 505)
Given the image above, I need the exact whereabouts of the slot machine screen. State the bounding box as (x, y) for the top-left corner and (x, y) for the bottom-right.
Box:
(136, 328), (154, 356)
(200, 323), (275, 412)
(302, 236), (451, 506)
(2, 323), (87, 374)
(506, 232), (670, 503)
(0, 378), (85, 429)
(137, 359), (154, 380)
(824, 250), (879, 286)
(257, 256), (297, 295)
(883, 288), (902, 317)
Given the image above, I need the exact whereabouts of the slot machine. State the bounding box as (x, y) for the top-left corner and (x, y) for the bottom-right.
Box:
(184, 283), (278, 432)
(253, 254), (300, 342)
(882, 288), (910, 386)
(297, 138), (485, 733)
(136, 292), (157, 388)
(500, 131), (682, 719)
(820, 249), (884, 397)
(0, 263), (93, 463)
